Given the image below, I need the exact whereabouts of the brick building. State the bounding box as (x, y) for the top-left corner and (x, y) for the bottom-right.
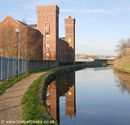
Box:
(36, 5), (76, 64)
(37, 5), (59, 61)
(65, 16), (76, 63)
(0, 5), (75, 63)
(0, 16), (43, 60)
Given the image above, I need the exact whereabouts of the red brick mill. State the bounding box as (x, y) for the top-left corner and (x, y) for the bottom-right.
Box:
(0, 5), (76, 64)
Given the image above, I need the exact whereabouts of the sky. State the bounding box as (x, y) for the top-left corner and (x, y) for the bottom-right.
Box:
(0, 0), (130, 56)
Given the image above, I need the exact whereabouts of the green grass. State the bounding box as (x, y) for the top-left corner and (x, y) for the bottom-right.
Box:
(114, 61), (130, 73)
(0, 64), (85, 125)
(21, 67), (62, 125)
(0, 67), (60, 124)
(0, 66), (60, 96)
(21, 65), (82, 125)
(122, 63), (130, 70)
(0, 73), (30, 95)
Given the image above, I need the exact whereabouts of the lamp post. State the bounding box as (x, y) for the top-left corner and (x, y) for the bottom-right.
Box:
(15, 28), (20, 77)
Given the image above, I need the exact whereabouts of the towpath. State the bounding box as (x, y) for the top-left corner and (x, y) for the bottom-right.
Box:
(0, 72), (45, 124)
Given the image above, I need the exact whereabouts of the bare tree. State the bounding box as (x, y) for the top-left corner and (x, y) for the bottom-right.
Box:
(127, 38), (130, 48)
(116, 38), (129, 56)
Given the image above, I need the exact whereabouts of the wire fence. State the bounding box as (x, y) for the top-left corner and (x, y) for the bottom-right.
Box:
(0, 57), (28, 83)
(0, 56), (59, 83)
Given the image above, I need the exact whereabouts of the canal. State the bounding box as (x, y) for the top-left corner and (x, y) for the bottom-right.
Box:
(46, 67), (130, 125)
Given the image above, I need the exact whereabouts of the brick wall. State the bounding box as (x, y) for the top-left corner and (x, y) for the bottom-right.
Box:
(37, 5), (59, 61)
(59, 38), (74, 63)
(0, 16), (43, 60)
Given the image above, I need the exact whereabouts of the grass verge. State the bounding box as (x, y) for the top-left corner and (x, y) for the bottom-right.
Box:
(113, 56), (130, 73)
(114, 62), (130, 73)
(22, 64), (86, 125)
(0, 73), (30, 95)
(22, 68), (60, 125)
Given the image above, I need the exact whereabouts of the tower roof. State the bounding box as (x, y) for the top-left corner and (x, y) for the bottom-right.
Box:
(37, 4), (59, 8)
(36, 5), (59, 13)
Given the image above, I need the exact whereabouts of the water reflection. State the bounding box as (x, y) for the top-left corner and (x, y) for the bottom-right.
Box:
(46, 72), (76, 124)
(46, 68), (130, 125)
(114, 71), (130, 94)
(46, 81), (59, 122)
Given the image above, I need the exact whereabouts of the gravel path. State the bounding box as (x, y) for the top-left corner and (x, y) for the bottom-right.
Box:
(0, 72), (44, 125)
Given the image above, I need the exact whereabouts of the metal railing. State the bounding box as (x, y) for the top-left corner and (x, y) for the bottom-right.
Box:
(0, 57), (28, 83)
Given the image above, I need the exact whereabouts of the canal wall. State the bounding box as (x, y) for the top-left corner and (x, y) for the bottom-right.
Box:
(21, 64), (87, 124)
(44, 64), (86, 85)
(36, 64), (87, 123)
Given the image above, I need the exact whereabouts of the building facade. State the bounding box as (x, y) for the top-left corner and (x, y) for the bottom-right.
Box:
(0, 5), (76, 63)
(36, 5), (75, 64)
(58, 16), (76, 64)
(37, 5), (59, 61)
(0, 16), (43, 60)
(65, 16), (76, 63)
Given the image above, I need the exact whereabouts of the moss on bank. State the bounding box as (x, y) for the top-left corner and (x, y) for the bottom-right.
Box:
(0, 73), (30, 95)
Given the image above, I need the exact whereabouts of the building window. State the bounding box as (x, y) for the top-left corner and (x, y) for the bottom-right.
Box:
(44, 23), (50, 34)
(46, 44), (50, 47)
(46, 34), (50, 41)
(46, 53), (49, 56)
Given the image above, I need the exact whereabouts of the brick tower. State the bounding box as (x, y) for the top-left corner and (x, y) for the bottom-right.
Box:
(37, 5), (59, 61)
(65, 16), (76, 63)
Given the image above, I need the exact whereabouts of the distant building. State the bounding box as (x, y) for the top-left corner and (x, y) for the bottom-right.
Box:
(0, 16), (43, 60)
(59, 16), (76, 64)
(65, 16), (76, 63)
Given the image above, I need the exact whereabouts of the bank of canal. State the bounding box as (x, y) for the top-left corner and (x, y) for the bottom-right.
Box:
(22, 64), (87, 124)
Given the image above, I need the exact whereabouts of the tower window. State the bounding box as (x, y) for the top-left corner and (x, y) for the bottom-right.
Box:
(44, 23), (50, 34)
(46, 34), (50, 41)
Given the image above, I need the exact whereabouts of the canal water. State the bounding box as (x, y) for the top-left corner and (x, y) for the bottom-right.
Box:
(46, 67), (130, 125)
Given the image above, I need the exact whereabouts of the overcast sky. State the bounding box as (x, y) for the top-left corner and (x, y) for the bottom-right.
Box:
(0, 0), (130, 56)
